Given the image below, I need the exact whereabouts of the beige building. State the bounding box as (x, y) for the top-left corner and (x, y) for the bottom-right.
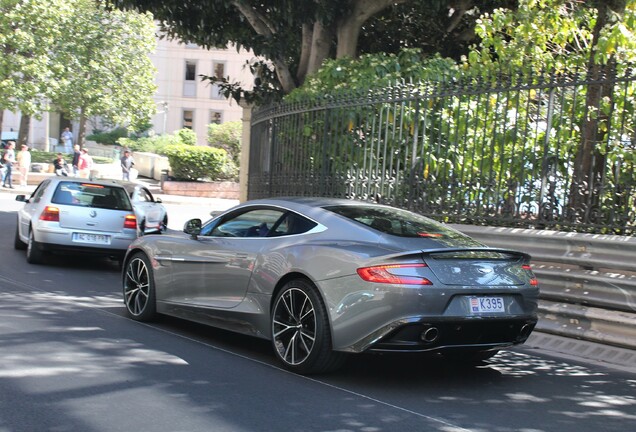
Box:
(150, 38), (255, 144)
(1, 37), (254, 149)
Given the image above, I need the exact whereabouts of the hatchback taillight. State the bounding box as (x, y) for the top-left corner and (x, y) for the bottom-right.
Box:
(357, 264), (432, 285)
(124, 214), (137, 229)
(40, 206), (60, 222)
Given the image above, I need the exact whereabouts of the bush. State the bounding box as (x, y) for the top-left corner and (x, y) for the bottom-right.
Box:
(87, 127), (128, 146)
(176, 128), (197, 146)
(163, 144), (229, 181)
(207, 121), (241, 167)
(119, 134), (179, 155)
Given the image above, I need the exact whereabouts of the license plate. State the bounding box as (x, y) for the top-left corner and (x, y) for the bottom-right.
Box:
(72, 233), (111, 245)
(469, 296), (505, 313)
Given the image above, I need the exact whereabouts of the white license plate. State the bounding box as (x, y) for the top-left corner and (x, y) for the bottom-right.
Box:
(72, 233), (111, 245)
(469, 297), (505, 313)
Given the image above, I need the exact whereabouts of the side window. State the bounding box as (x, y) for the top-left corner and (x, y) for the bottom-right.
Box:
(31, 180), (50, 203)
(208, 209), (285, 238)
(270, 212), (318, 237)
(135, 188), (152, 203)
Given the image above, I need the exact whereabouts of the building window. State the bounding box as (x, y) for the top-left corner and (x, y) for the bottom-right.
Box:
(185, 60), (197, 81)
(183, 110), (194, 130)
(211, 61), (226, 100)
(184, 60), (197, 97)
(210, 111), (223, 124)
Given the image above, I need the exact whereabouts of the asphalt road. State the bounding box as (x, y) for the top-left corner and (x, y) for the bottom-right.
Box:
(1, 195), (635, 432)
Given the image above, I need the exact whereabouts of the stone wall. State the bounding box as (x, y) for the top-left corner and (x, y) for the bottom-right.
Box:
(161, 180), (239, 199)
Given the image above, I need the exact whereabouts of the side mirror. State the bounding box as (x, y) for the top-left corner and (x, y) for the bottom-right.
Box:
(155, 197), (162, 204)
(184, 218), (202, 239)
(15, 195), (27, 202)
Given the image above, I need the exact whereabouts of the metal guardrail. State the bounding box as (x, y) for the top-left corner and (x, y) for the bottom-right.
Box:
(451, 224), (636, 351)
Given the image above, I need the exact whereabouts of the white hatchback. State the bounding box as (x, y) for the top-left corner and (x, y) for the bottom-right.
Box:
(14, 177), (139, 264)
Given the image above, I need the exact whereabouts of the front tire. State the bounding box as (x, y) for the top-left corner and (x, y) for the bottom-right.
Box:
(26, 229), (44, 264)
(271, 279), (346, 374)
(123, 252), (157, 321)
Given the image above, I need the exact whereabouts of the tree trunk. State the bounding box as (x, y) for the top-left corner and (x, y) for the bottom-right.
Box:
(336, 0), (410, 59)
(568, 0), (625, 218)
(297, 23), (313, 84)
(18, 115), (30, 147)
(78, 107), (87, 148)
(306, 21), (334, 77)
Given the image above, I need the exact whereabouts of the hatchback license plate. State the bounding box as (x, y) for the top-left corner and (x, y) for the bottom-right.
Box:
(72, 233), (111, 245)
(469, 297), (505, 313)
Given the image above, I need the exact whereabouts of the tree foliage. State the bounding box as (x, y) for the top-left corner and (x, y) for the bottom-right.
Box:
(111, 0), (513, 102)
(0, 0), (70, 116)
(1, 0), (157, 146)
(52, 0), (157, 146)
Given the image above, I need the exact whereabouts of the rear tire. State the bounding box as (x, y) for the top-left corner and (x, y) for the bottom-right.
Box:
(123, 252), (157, 321)
(26, 229), (44, 264)
(14, 224), (27, 250)
(271, 279), (346, 374)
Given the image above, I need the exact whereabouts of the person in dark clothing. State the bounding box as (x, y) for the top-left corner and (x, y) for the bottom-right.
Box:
(71, 144), (81, 175)
(53, 153), (69, 176)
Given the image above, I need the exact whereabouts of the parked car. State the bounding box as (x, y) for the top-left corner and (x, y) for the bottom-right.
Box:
(121, 182), (168, 234)
(14, 178), (138, 264)
(122, 197), (539, 374)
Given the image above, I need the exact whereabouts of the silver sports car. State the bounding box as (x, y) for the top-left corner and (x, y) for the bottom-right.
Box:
(122, 197), (539, 374)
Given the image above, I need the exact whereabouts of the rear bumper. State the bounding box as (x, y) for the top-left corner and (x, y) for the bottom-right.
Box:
(373, 317), (537, 352)
(357, 316), (537, 353)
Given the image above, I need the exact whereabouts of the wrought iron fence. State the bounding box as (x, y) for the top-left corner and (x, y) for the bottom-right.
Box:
(249, 68), (636, 235)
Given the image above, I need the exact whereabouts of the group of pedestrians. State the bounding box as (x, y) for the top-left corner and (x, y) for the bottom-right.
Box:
(2, 141), (32, 189)
(53, 145), (94, 178)
(2, 126), (136, 187)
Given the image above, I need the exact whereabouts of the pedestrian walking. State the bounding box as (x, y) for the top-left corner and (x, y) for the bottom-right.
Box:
(1, 141), (16, 189)
(71, 144), (81, 175)
(78, 148), (93, 178)
(120, 150), (135, 181)
(16, 144), (31, 186)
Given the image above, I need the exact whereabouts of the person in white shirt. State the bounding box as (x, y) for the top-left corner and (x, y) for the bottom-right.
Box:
(16, 144), (31, 186)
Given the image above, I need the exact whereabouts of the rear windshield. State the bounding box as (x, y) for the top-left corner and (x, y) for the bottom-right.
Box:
(51, 182), (132, 211)
(324, 204), (469, 239)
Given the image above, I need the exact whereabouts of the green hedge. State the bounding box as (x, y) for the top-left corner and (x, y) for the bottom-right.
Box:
(163, 144), (229, 181)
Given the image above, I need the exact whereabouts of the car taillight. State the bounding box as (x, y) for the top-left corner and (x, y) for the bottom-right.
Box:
(522, 264), (539, 286)
(357, 264), (432, 285)
(40, 206), (60, 222)
(124, 214), (137, 229)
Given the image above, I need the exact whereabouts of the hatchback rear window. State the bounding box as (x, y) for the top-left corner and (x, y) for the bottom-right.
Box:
(52, 182), (132, 211)
(324, 204), (469, 239)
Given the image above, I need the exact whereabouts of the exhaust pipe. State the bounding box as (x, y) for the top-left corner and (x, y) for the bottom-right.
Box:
(420, 326), (440, 344)
(518, 323), (533, 341)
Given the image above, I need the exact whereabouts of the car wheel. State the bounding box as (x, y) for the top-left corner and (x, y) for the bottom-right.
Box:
(123, 252), (157, 321)
(271, 279), (346, 374)
(14, 224), (27, 250)
(138, 219), (146, 236)
(160, 215), (168, 233)
(26, 229), (44, 264)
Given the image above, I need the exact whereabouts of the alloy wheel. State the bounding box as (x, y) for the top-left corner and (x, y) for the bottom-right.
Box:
(272, 287), (317, 366)
(124, 256), (151, 317)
